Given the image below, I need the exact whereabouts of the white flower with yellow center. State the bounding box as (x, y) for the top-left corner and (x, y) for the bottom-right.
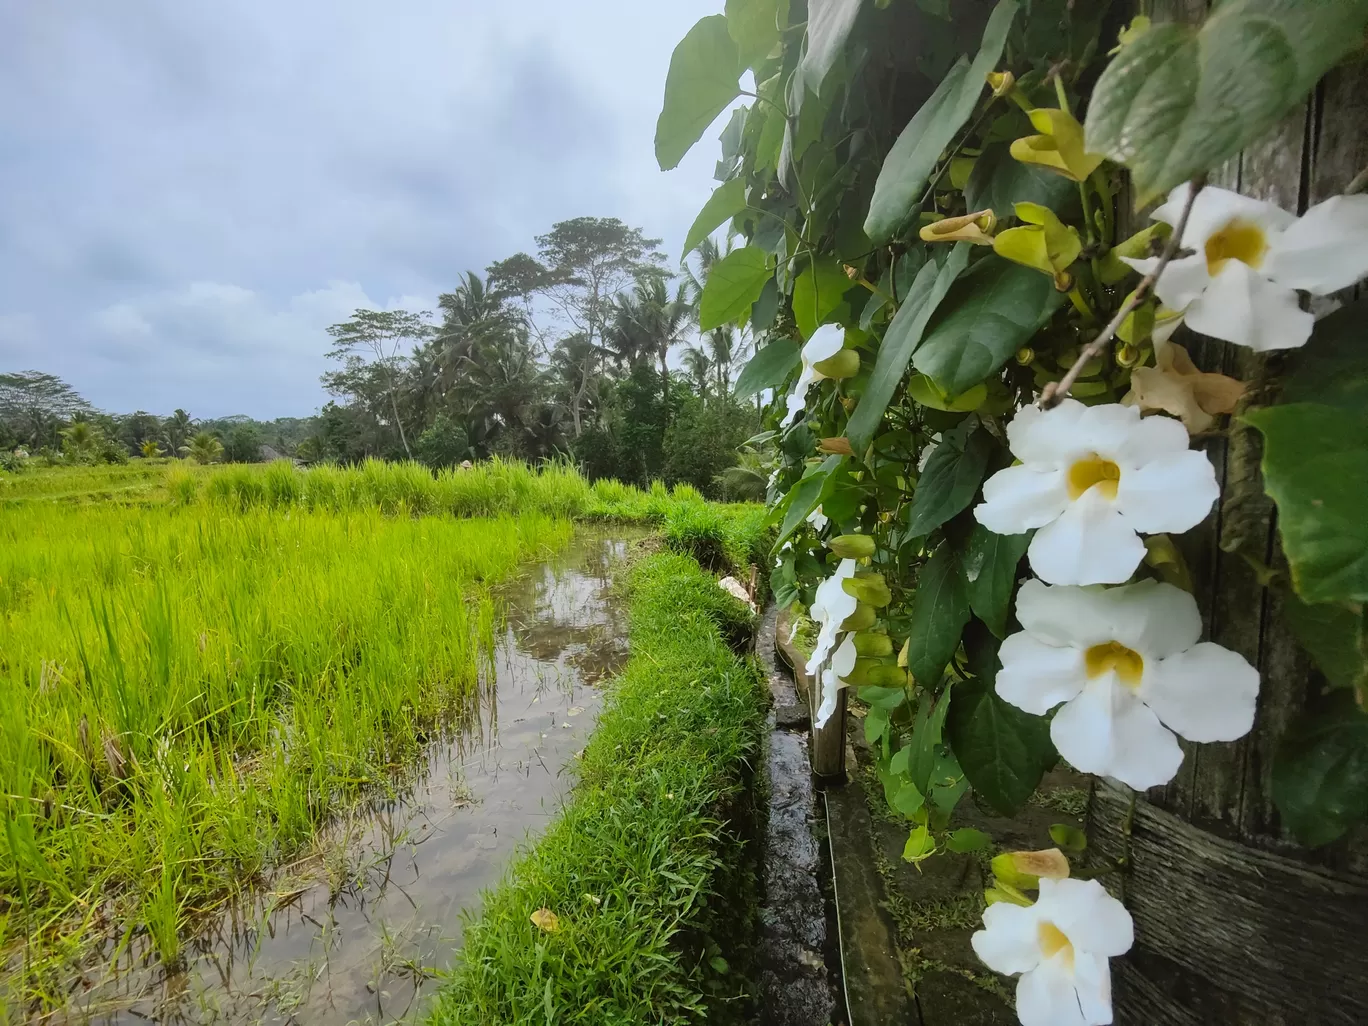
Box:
(997, 579), (1259, 790)
(1124, 184), (1368, 351)
(974, 401), (1218, 586)
(972, 877), (1133, 1026)
(781, 324), (848, 428)
(805, 558), (858, 678)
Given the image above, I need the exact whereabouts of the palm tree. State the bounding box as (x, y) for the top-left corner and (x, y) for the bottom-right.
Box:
(706, 325), (740, 398)
(60, 420), (103, 462)
(183, 431), (224, 465)
(140, 439), (164, 458)
(681, 345), (712, 397)
(606, 277), (692, 422)
(163, 409), (194, 455)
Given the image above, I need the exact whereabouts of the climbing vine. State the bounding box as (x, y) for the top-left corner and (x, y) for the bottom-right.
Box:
(660, 0), (1368, 1022)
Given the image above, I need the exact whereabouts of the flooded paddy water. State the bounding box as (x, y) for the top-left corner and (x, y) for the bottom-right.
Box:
(63, 530), (639, 1026)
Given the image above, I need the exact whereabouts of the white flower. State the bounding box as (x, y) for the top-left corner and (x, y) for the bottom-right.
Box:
(806, 504), (829, 534)
(998, 579), (1259, 790)
(1124, 184), (1368, 351)
(781, 324), (845, 427)
(814, 634), (856, 728)
(805, 559), (857, 676)
(972, 877), (1133, 1026)
(974, 401), (1218, 586)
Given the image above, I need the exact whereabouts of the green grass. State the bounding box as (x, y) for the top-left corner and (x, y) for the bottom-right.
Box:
(427, 552), (765, 1026)
(0, 459), (204, 506)
(0, 503), (572, 1008)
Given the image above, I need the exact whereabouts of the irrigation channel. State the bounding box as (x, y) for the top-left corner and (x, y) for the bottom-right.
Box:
(74, 529), (640, 1025)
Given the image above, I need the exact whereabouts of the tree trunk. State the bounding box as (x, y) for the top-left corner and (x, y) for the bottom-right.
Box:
(1086, 5), (1368, 1023)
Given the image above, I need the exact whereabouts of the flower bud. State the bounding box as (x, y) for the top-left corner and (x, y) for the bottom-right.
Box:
(817, 436), (855, 457)
(813, 348), (860, 379)
(864, 663), (906, 687)
(896, 637), (910, 668)
(990, 848), (1071, 891)
(984, 883), (1034, 907)
(829, 534), (876, 559)
(986, 70), (1015, 97)
(843, 263), (860, 280)
(1014, 347), (1035, 366)
(853, 633), (894, 658)
(842, 572), (891, 607)
(919, 209), (996, 246)
(840, 603), (876, 632)
(1115, 342), (1141, 368)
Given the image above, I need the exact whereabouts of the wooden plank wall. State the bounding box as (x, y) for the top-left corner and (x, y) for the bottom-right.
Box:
(1086, 3), (1368, 1023)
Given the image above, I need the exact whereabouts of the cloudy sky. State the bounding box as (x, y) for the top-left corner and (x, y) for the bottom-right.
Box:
(0, 0), (732, 418)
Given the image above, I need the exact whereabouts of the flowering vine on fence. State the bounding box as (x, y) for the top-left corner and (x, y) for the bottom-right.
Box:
(659, 1), (1368, 1023)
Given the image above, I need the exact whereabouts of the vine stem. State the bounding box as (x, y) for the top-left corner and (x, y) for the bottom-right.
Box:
(1039, 174), (1207, 409)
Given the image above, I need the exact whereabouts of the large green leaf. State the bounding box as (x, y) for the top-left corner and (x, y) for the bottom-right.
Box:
(777, 455), (843, 544)
(726, 0), (789, 69)
(655, 16), (744, 171)
(734, 338), (801, 398)
(1283, 592), (1367, 694)
(683, 179), (749, 259)
(792, 256), (852, 340)
(846, 244), (971, 451)
(963, 523), (1030, 638)
(800, 0), (864, 97)
(1245, 403), (1368, 605)
(1272, 699), (1368, 846)
(904, 544), (970, 687)
(1085, 0), (1368, 204)
(947, 662), (1054, 815)
(905, 424), (994, 537)
(1280, 299), (1368, 414)
(913, 256), (1064, 397)
(863, 0), (1018, 243)
(964, 142), (1077, 218)
(699, 246), (773, 331)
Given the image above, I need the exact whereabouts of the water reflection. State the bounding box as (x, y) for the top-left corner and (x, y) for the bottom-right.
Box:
(76, 530), (637, 1025)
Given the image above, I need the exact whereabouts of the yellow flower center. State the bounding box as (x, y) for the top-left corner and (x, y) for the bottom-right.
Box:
(1038, 920), (1075, 970)
(1085, 641), (1145, 688)
(1067, 455), (1121, 500)
(1205, 218), (1268, 276)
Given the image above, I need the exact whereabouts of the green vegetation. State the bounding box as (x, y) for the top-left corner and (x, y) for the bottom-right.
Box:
(0, 501), (571, 1007)
(428, 551), (765, 1025)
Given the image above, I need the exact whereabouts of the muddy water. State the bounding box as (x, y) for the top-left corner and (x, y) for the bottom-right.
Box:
(81, 530), (637, 1026)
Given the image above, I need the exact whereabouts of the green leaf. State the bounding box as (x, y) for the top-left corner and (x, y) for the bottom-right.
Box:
(893, 781), (926, 818)
(846, 243), (971, 451)
(777, 455), (842, 544)
(655, 15), (744, 171)
(902, 823), (936, 862)
(792, 256), (853, 341)
(1245, 402), (1368, 604)
(726, 0), (788, 69)
(914, 256), (1064, 397)
(699, 246), (774, 331)
(1272, 698), (1368, 847)
(964, 142), (1077, 218)
(865, 704), (891, 744)
(889, 744), (911, 776)
(946, 674), (1054, 816)
(684, 179), (749, 259)
(963, 523), (1030, 638)
(863, 0), (1018, 243)
(752, 275), (780, 332)
(800, 0), (864, 97)
(905, 544), (971, 687)
(858, 685), (908, 710)
(946, 827), (993, 853)
(735, 337), (800, 398)
(905, 425), (994, 538)
(1281, 298), (1368, 414)
(1283, 592), (1367, 694)
(1085, 0), (1368, 204)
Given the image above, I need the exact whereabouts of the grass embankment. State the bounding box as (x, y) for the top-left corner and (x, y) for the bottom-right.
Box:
(0, 502), (570, 999)
(427, 551), (766, 1026)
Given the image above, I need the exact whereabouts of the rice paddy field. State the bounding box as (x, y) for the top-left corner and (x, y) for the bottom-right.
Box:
(0, 458), (768, 1019)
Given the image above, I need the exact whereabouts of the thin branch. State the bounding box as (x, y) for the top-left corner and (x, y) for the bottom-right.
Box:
(1040, 174), (1206, 409)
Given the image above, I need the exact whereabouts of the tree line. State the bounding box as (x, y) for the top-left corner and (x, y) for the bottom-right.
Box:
(313, 215), (765, 497)
(2, 216), (766, 498)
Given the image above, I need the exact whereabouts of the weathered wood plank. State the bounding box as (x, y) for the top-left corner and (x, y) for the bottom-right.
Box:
(1090, 784), (1368, 1025)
